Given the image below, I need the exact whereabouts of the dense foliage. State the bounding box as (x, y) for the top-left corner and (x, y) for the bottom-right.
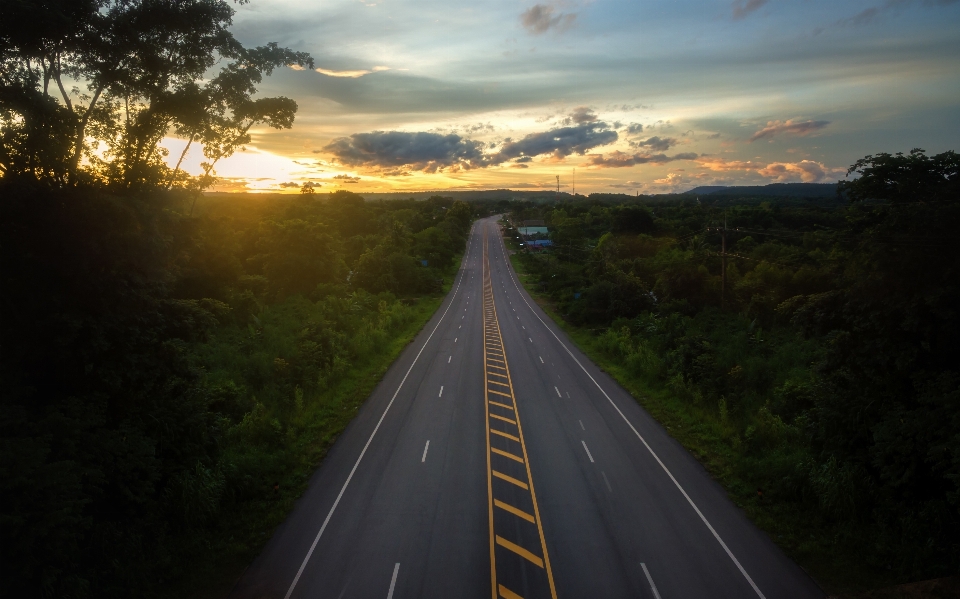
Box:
(0, 184), (475, 596)
(509, 149), (960, 583)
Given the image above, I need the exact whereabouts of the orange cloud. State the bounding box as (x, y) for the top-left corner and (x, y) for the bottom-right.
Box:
(757, 160), (842, 183)
(695, 156), (761, 171)
(696, 156), (842, 183)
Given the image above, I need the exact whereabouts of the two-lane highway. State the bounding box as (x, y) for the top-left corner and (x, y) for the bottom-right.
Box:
(230, 217), (823, 599)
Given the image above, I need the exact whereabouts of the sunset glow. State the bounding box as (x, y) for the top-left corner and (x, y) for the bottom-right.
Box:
(165, 0), (960, 194)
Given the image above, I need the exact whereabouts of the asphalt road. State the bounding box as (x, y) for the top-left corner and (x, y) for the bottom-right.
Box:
(229, 217), (824, 599)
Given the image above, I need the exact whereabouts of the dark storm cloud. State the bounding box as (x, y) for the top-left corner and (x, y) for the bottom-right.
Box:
(321, 122), (618, 171)
(732, 0), (768, 19)
(521, 4), (577, 35)
(632, 136), (677, 151)
(322, 131), (487, 172)
(586, 151), (698, 168)
(749, 119), (830, 141)
(491, 122), (618, 162)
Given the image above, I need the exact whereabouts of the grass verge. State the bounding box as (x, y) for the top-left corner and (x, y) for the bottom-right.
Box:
(160, 256), (463, 599)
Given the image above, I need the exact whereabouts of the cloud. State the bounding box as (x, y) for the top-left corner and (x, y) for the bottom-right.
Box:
(695, 156), (763, 172)
(322, 131), (487, 172)
(838, 0), (959, 28)
(322, 121), (617, 172)
(626, 123), (644, 134)
(757, 160), (840, 182)
(332, 174), (361, 183)
(653, 173), (685, 186)
(695, 156), (844, 182)
(748, 119), (830, 142)
(521, 4), (577, 34)
(632, 136), (677, 151)
(586, 150), (698, 168)
(381, 169), (412, 177)
(491, 122), (618, 162)
(732, 0), (768, 19)
(563, 106), (598, 125)
(315, 66), (390, 78)
(278, 181), (300, 188)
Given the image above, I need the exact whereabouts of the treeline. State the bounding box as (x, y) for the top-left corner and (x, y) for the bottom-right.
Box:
(0, 185), (476, 596)
(508, 149), (960, 585)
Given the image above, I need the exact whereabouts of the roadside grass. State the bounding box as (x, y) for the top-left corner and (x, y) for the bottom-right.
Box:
(160, 257), (463, 599)
(505, 248), (895, 595)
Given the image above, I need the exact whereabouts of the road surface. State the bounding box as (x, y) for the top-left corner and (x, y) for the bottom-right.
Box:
(230, 217), (823, 599)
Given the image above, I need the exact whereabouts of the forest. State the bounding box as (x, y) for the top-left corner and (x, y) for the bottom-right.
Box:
(0, 184), (478, 596)
(505, 148), (960, 588)
(0, 1), (483, 595)
(1, 183), (479, 597)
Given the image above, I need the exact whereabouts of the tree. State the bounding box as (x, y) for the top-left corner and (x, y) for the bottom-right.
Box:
(839, 148), (959, 204)
(0, 0), (313, 191)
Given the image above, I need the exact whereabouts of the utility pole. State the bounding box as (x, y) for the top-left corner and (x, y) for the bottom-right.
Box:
(721, 210), (727, 310)
(556, 174), (560, 199)
(572, 168), (575, 197)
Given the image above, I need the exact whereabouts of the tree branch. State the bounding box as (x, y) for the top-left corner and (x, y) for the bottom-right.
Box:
(167, 136), (194, 190)
(70, 85), (103, 180)
(52, 53), (73, 111)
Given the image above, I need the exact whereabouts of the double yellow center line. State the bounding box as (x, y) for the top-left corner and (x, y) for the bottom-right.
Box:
(483, 230), (557, 599)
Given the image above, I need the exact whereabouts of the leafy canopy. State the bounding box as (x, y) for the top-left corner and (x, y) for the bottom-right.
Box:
(0, 0), (313, 191)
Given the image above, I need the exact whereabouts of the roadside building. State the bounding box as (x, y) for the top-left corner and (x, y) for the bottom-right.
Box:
(517, 226), (549, 237)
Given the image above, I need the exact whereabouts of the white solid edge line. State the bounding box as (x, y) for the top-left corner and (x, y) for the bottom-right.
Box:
(496, 227), (767, 599)
(581, 440), (595, 463)
(421, 440), (430, 463)
(283, 243), (471, 599)
(387, 563), (400, 599)
(640, 563), (662, 599)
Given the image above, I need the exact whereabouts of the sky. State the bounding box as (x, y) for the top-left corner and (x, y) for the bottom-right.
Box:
(165, 0), (960, 194)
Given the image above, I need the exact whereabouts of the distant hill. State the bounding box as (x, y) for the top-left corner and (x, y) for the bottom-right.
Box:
(683, 183), (838, 198)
